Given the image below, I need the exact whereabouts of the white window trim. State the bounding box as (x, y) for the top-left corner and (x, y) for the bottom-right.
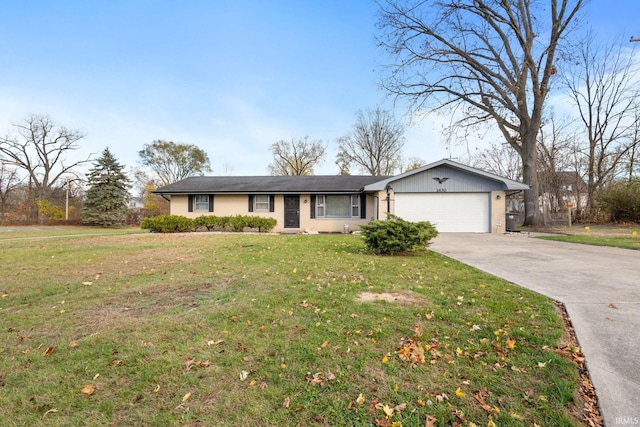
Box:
(253, 195), (270, 212)
(315, 194), (360, 219)
(194, 195), (209, 212)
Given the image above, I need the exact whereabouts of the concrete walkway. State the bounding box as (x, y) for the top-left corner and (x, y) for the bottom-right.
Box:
(430, 233), (639, 426)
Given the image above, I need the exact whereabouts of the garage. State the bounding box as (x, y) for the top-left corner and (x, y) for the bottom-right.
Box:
(395, 193), (490, 232)
(364, 159), (529, 233)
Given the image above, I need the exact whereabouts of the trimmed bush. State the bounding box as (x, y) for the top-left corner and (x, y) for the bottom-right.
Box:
(194, 215), (230, 231)
(360, 214), (439, 255)
(193, 215), (277, 233)
(140, 215), (194, 233)
(597, 180), (640, 222)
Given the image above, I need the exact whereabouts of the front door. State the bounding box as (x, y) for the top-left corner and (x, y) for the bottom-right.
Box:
(284, 195), (300, 228)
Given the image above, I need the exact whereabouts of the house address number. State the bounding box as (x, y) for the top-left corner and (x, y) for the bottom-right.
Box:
(436, 188), (447, 192)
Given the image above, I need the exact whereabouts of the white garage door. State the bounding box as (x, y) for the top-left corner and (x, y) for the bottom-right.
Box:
(395, 193), (490, 232)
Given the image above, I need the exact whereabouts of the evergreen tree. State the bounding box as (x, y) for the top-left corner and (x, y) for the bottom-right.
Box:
(82, 148), (131, 227)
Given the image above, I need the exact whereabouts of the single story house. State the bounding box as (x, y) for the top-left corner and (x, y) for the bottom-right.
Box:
(153, 159), (529, 233)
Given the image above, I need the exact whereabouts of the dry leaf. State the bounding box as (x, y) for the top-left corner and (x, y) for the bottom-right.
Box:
(283, 397), (291, 409)
(42, 408), (58, 417)
(80, 384), (95, 395)
(153, 384), (160, 393)
(455, 387), (466, 397)
(43, 346), (55, 356)
(506, 339), (516, 349)
(382, 404), (394, 416)
(239, 370), (249, 381)
(425, 414), (437, 427)
(357, 393), (365, 404)
(182, 392), (191, 402)
(207, 339), (223, 346)
(68, 341), (78, 348)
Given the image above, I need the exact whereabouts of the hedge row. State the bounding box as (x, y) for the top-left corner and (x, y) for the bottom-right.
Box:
(140, 215), (277, 233)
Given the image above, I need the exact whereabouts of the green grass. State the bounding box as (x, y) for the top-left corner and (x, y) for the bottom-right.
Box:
(538, 234), (640, 250)
(0, 230), (589, 426)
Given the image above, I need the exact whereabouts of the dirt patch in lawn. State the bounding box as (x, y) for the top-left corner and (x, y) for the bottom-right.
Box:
(356, 291), (428, 306)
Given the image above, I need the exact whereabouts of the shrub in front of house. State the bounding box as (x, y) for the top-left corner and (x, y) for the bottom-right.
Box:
(227, 215), (277, 232)
(360, 214), (439, 255)
(194, 215), (231, 231)
(140, 215), (195, 233)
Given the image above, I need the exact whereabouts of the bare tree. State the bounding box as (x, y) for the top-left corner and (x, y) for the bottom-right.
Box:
(470, 142), (522, 182)
(0, 115), (89, 220)
(336, 107), (405, 175)
(138, 140), (212, 186)
(377, 0), (584, 225)
(0, 161), (22, 219)
(268, 136), (327, 176)
(537, 114), (582, 215)
(562, 33), (640, 216)
(402, 156), (426, 172)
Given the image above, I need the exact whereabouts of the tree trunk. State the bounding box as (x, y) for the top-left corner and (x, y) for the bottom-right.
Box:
(522, 132), (543, 226)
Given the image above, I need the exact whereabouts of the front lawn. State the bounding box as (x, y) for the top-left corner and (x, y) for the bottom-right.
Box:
(0, 231), (591, 426)
(537, 234), (640, 250)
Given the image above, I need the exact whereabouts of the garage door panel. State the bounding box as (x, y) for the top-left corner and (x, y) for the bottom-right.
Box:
(395, 193), (489, 232)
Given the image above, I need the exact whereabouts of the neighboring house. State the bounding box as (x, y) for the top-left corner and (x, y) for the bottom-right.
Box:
(539, 171), (588, 213)
(153, 159), (529, 233)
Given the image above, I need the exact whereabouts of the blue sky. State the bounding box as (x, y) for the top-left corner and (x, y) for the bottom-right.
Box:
(1, 0), (639, 176)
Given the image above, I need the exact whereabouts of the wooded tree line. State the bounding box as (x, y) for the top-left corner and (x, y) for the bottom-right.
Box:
(1, 1), (638, 225)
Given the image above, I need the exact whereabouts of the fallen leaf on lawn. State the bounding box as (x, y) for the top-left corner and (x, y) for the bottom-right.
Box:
(153, 384), (160, 393)
(425, 414), (437, 427)
(382, 404), (394, 416)
(357, 393), (365, 404)
(207, 339), (224, 346)
(259, 325), (265, 332)
(506, 339), (516, 349)
(455, 387), (466, 397)
(42, 408), (58, 417)
(93, 373), (100, 380)
(68, 341), (78, 348)
(382, 354), (390, 363)
(82, 281), (92, 286)
(249, 379), (257, 386)
(283, 397), (291, 409)
(80, 384), (95, 395)
(182, 392), (191, 402)
(320, 340), (329, 348)
(239, 370), (249, 381)
(396, 336), (426, 365)
(393, 403), (407, 412)
(43, 346), (55, 356)
(260, 382), (268, 389)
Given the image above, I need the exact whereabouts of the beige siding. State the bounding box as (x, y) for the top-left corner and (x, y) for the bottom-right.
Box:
(490, 191), (506, 234)
(169, 193), (377, 233)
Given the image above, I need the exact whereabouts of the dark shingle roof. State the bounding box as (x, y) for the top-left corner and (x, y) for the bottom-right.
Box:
(153, 175), (388, 195)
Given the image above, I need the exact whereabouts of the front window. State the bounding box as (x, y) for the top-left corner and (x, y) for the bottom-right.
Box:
(316, 195), (359, 218)
(194, 195), (209, 211)
(254, 195), (270, 211)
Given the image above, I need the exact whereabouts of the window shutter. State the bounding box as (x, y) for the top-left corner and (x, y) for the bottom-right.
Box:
(310, 195), (316, 219)
(209, 195), (214, 212)
(269, 195), (275, 212)
(248, 195), (254, 212)
(360, 194), (366, 219)
(188, 195), (194, 212)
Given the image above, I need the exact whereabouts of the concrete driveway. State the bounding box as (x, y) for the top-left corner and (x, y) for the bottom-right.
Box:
(430, 233), (639, 426)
